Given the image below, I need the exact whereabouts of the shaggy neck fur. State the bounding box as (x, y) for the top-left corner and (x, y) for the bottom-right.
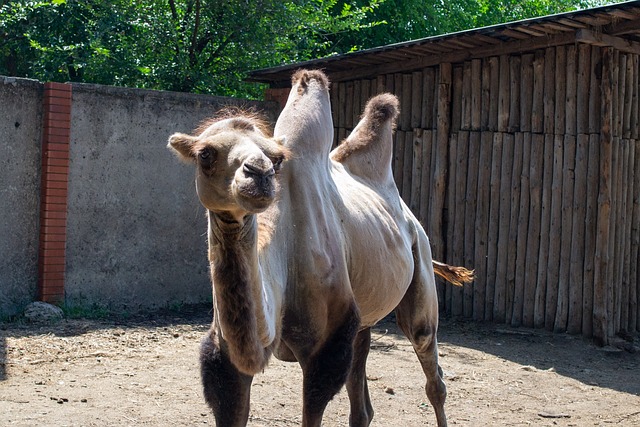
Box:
(207, 211), (275, 375)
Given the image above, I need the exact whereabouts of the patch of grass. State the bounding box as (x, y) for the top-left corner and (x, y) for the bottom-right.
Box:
(61, 303), (112, 320)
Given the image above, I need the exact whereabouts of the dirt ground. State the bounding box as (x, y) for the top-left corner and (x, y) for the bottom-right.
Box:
(1, 305), (639, 426)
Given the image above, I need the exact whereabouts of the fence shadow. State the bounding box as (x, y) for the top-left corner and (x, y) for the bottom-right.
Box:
(373, 314), (640, 397)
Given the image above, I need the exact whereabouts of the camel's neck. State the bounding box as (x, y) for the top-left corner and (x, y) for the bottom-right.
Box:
(207, 211), (275, 374)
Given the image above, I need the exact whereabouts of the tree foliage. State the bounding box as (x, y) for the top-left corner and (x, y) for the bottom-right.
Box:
(0, 0), (613, 98)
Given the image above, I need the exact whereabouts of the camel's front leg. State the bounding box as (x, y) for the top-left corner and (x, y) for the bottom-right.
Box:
(200, 328), (254, 427)
(346, 327), (374, 427)
(298, 304), (360, 427)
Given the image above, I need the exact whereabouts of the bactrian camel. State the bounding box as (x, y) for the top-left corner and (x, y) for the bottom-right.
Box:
(168, 69), (473, 427)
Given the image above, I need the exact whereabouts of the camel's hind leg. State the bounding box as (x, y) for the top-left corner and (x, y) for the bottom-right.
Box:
(346, 327), (374, 427)
(200, 329), (253, 427)
(395, 247), (447, 426)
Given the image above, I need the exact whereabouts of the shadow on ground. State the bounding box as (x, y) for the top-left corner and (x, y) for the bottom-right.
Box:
(374, 313), (640, 397)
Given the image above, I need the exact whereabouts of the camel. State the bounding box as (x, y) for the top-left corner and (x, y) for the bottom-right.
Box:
(167, 69), (473, 427)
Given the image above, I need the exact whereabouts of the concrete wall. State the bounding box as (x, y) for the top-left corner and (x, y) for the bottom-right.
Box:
(0, 77), (279, 315)
(0, 77), (43, 317)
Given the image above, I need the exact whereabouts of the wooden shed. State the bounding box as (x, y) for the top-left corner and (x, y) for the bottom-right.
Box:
(248, 1), (640, 345)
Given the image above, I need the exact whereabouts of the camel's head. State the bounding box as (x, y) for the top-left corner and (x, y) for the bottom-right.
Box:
(168, 115), (289, 221)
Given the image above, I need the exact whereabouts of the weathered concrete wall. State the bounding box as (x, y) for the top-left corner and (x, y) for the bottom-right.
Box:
(0, 76), (278, 315)
(0, 77), (43, 318)
(65, 84), (278, 311)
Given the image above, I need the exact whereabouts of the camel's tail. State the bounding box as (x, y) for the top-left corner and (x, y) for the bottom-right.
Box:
(432, 260), (475, 286)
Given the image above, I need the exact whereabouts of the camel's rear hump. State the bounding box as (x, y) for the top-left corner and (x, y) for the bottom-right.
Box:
(330, 93), (399, 186)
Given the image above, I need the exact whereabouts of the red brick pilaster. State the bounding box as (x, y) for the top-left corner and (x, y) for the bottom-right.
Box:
(38, 82), (72, 304)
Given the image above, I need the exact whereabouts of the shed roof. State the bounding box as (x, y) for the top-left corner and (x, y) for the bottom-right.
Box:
(248, 0), (640, 86)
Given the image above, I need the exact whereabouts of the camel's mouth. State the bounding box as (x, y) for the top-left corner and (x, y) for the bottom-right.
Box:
(233, 173), (277, 213)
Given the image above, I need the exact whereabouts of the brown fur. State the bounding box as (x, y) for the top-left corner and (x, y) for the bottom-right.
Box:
(195, 107), (273, 137)
(292, 69), (330, 94)
(332, 93), (399, 162)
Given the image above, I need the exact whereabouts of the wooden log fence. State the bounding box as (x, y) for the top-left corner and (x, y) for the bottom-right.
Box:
(330, 44), (640, 345)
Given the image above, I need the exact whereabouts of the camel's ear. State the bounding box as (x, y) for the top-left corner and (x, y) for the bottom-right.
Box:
(273, 135), (286, 146)
(168, 133), (198, 162)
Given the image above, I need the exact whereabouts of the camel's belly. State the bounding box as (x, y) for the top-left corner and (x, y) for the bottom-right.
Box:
(349, 241), (414, 327)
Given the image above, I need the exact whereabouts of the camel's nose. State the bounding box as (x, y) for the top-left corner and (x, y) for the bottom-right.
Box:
(243, 155), (275, 178)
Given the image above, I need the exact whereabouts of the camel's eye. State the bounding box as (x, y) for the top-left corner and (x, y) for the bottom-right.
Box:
(198, 148), (216, 170)
(271, 156), (284, 172)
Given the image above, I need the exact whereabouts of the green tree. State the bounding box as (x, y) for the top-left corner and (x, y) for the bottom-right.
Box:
(329, 0), (613, 53)
(1, 0), (382, 97)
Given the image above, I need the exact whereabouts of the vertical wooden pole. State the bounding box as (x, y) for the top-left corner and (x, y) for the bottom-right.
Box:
(474, 131), (493, 321)
(555, 134), (576, 332)
(471, 59), (482, 131)
(485, 132), (503, 320)
(411, 71), (423, 129)
(498, 55), (510, 132)
(494, 132), (514, 323)
(453, 131), (469, 315)
(555, 46), (567, 135)
(488, 57), (500, 132)
(568, 134), (589, 334)
(545, 135), (564, 331)
(421, 68), (436, 129)
(431, 63), (452, 261)
(582, 134), (600, 338)
(593, 47), (613, 346)
(508, 56), (521, 133)
(506, 133), (524, 323)
(512, 133), (531, 327)
(464, 132), (481, 317)
(535, 134), (555, 328)
(520, 54), (534, 133)
(577, 44), (591, 135)
(543, 47), (556, 135)
(523, 134), (544, 328)
(410, 130), (423, 215)
(565, 45), (577, 136)
(532, 50), (545, 134)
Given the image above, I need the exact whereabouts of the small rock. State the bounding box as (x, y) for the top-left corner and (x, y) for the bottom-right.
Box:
(384, 386), (395, 395)
(24, 302), (64, 323)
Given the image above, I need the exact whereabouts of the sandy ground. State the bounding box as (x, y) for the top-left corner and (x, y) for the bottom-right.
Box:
(1, 306), (639, 426)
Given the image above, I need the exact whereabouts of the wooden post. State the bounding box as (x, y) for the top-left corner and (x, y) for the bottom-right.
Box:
(401, 74), (412, 131)
(512, 133), (531, 327)
(568, 135), (589, 334)
(410, 130), (423, 214)
(452, 66), (463, 132)
(494, 132), (514, 323)
(582, 134), (600, 338)
(589, 47), (602, 134)
(532, 50), (545, 133)
(464, 131), (481, 318)
(631, 139), (640, 332)
(431, 63), (452, 261)
(446, 133), (459, 315)
(544, 47), (556, 135)
(555, 46), (567, 135)
(535, 134), (554, 328)
(593, 47), (613, 346)
(498, 55), (510, 132)
(411, 71), (423, 129)
(352, 80), (361, 129)
(488, 57), (500, 132)
(555, 134), (576, 332)
(545, 135), (564, 331)
(520, 54), (534, 133)
(577, 44), (592, 135)
(506, 133), (525, 323)
(523, 134), (544, 328)
(481, 59), (491, 131)
(565, 45), (577, 136)
(471, 59), (482, 131)
(421, 68), (436, 129)
(452, 129), (468, 316)
(485, 132), (503, 321)
(508, 56), (521, 133)
(461, 62), (472, 131)
(345, 81), (354, 130)
(402, 131), (414, 204)
(394, 131), (405, 196)
(474, 131), (493, 321)
(419, 130), (434, 226)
